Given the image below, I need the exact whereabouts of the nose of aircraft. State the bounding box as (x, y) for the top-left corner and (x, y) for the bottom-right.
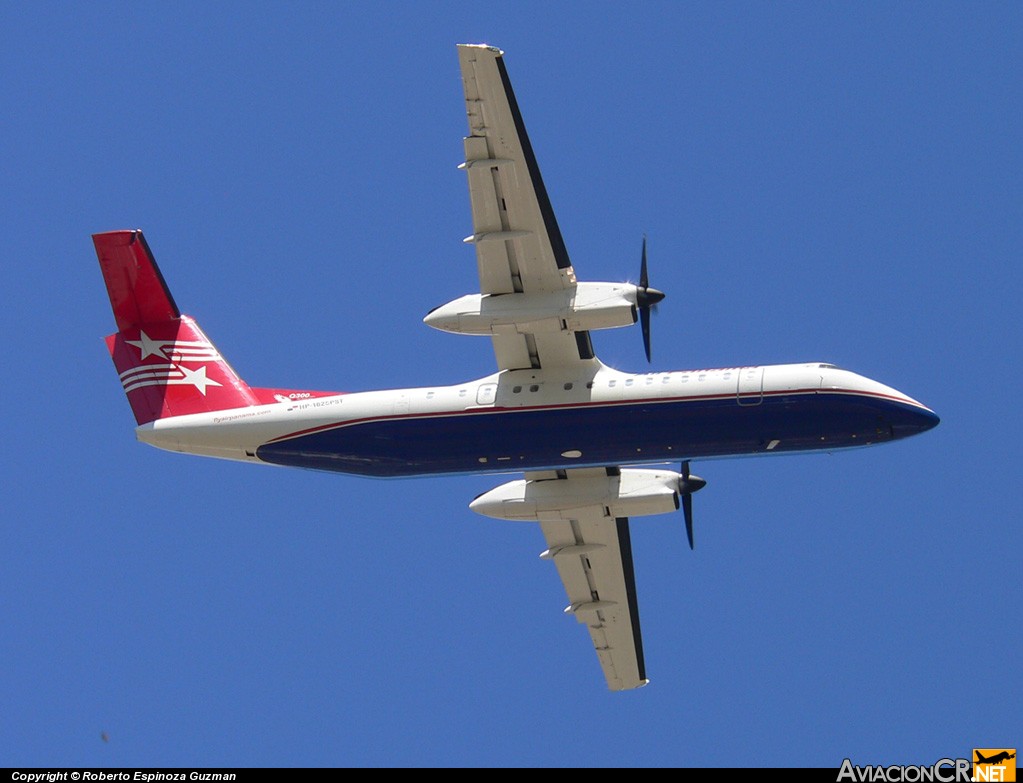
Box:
(890, 405), (940, 439)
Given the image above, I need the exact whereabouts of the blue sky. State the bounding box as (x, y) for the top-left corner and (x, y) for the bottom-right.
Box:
(3, 1), (1020, 768)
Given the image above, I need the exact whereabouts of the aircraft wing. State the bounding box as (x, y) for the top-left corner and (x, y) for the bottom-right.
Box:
(530, 469), (648, 691)
(457, 44), (596, 371)
(458, 47), (647, 690)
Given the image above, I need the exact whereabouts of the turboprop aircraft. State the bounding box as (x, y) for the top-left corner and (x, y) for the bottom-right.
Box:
(94, 44), (939, 691)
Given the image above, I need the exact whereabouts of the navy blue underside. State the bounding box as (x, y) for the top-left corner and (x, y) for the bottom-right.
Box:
(255, 393), (931, 478)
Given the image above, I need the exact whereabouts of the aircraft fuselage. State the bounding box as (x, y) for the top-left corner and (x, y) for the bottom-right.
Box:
(137, 362), (939, 477)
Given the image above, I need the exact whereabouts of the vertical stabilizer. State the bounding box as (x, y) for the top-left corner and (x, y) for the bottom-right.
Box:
(94, 230), (258, 425)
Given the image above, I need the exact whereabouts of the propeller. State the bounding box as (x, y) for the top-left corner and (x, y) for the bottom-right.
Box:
(678, 460), (706, 550)
(636, 235), (665, 362)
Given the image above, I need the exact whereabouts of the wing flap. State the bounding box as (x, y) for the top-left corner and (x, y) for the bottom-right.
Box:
(462, 135), (518, 295)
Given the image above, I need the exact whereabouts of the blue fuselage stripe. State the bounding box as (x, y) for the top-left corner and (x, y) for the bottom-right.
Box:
(254, 391), (931, 478)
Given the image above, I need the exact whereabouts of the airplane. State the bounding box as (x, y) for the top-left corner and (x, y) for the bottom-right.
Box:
(976, 752), (1016, 765)
(93, 43), (939, 692)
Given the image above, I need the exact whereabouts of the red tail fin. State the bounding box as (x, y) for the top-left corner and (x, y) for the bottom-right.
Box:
(94, 230), (258, 425)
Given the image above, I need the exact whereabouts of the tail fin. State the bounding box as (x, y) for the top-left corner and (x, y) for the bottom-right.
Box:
(94, 230), (258, 425)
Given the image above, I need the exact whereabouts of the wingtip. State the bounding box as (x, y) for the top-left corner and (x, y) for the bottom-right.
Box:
(91, 228), (143, 244)
(610, 678), (650, 692)
(457, 43), (504, 56)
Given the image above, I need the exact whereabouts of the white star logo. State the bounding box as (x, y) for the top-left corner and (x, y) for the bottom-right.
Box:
(178, 364), (222, 395)
(119, 331), (225, 396)
(126, 330), (169, 360)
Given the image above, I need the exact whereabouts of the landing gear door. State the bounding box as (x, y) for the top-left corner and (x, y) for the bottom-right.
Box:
(737, 366), (764, 406)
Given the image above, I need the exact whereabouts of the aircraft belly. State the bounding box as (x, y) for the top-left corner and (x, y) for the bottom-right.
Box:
(254, 392), (907, 478)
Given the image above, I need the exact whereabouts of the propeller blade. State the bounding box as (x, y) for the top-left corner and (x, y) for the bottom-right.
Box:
(640, 235), (649, 289)
(635, 235), (663, 362)
(682, 494), (695, 550)
(640, 305), (652, 362)
(679, 460), (705, 550)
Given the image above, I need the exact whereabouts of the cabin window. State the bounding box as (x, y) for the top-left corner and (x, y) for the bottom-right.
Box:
(426, 391), (435, 399)
(512, 385), (522, 393)
(608, 379), (616, 388)
(625, 379), (634, 386)
(698, 374), (706, 381)
(563, 382), (573, 390)
(529, 384), (539, 392)
(458, 389), (467, 397)
(586, 382), (594, 389)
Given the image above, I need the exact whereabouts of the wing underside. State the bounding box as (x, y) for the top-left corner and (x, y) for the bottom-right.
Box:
(531, 469), (648, 691)
(457, 44), (595, 372)
(457, 46), (648, 691)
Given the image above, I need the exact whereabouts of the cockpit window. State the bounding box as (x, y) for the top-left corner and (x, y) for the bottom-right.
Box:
(818, 363), (842, 370)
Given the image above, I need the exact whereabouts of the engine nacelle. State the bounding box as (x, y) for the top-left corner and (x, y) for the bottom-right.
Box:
(423, 282), (638, 336)
(469, 468), (682, 521)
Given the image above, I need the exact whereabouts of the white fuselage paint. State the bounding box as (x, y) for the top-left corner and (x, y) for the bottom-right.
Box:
(136, 362), (931, 470)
